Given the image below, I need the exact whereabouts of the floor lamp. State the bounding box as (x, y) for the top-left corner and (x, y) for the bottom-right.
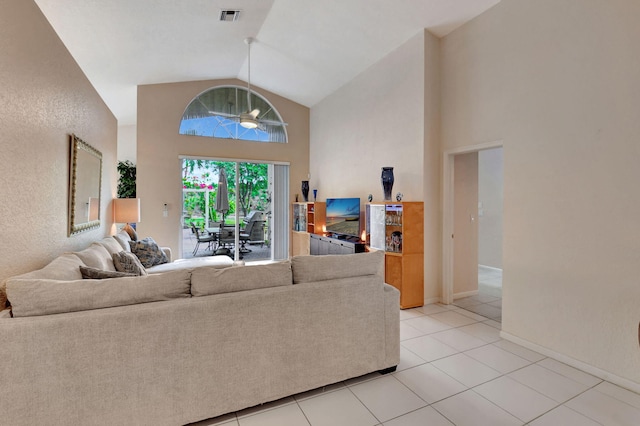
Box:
(113, 198), (141, 239)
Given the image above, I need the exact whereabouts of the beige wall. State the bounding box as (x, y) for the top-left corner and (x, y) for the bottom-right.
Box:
(478, 147), (503, 269)
(0, 0), (117, 285)
(311, 30), (442, 302)
(442, 0), (640, 385)
(136, 79), (309, 256)
(117, 125), (137, 163)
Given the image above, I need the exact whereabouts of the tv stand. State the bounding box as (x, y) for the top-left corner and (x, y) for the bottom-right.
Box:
(310, 234), (365, 255)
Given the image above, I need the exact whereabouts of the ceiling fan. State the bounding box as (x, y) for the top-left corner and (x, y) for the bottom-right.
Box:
(206, 37), (286, 131)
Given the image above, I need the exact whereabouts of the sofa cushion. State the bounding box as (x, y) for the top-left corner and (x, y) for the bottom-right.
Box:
(129, 237), (168, 268)
(291, 251), (384, 284)
(112, 252), (148, 276)
(12, 253), (86, 281)
(75, 243), (116, 272)
(113, 230), (132, 252)
(147, 255), (233, 274)
(6, 269), (192, 317)
(96, 237), (124, 256)
(191, 261), (292, 297)
(79, 266), (136, 280)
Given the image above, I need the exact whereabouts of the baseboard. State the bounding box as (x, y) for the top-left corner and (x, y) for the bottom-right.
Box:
(478, 264), (502, 273)
(500, 331), (640, 394)
(453, 290), (478, 300)
(424, 296), (441, 305)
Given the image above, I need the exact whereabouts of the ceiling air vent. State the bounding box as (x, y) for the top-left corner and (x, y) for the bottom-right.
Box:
(219, 10), (240, 22)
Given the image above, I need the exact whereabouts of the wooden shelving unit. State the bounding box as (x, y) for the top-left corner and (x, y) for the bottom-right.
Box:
(366, 202), (424, 309)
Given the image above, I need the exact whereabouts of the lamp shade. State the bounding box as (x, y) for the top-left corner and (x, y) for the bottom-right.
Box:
(113, 198), (141, 223)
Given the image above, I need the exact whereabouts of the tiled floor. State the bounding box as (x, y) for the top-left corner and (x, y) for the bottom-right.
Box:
(189, 303), (640, 426)
(453, 266), (503, 322)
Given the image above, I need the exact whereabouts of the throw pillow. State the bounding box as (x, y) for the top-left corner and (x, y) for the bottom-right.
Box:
(79, 266), (136, 280)
(112, 251), (148, 276)
(129, 237), (168, 268)
(121, 223), (138, 241)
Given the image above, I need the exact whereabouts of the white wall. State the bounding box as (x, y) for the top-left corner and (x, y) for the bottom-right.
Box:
(117, 125), (137, 163)
(478, 147), (503, 269)
(311, 30), (442, 301)
(442, 0), (640, 385)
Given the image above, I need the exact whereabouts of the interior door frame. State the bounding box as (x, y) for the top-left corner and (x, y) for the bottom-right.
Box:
(442, 140), (503, 305)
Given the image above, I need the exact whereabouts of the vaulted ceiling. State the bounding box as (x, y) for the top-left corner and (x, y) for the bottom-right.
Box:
(34, 0), (501, 125)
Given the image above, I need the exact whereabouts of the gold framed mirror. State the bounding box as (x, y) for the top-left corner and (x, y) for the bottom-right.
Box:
(68, 134), (102, 236)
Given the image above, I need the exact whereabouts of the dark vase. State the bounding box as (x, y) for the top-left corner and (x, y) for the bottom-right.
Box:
(301, 180), (310, 202)
(381, 167), (394, 201)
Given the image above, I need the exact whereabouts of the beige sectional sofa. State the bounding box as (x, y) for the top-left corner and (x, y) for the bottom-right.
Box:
(0, 245), (400, 426)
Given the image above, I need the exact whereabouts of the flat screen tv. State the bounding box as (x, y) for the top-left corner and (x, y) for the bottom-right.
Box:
(325, 198), (360, 239)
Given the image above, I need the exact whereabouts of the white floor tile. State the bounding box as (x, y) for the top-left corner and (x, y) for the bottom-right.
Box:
(455, 309), (491, 322)
(457, 322), (502, 343)
(400, 321), (425, 341)
(394, 363), (467, 404)
(430, 311), (478, 327)
(482, 319), (503, 329)
(508, 364), (590, 403)
(529, 405), (601, 426)
(474, 376), (558, 423)
(396, 345), (427, 372)
(431, 353), (502, 387)
(492, 340), (546, 362)
(383, 406), (454, 426)
(469, 293), (500, 304)
(565, 388), (640, 426)
(238, 403), (309, 426)
(464, 345), (531, 374)
(298, 388), (378, 426)
(594, 381), (640, 410)
(401, 335), (460, 362)
(350, 375), (427, 423)
(452, 297), (484, 308)
(293, 382), (345, 402)
(418, 303), (450, 315)
(432, 390), (522, 426)
(536, 358), (602, 387)
(399, 308), (424, 320)
(403, 315), (452, 335)
(431, 328), (488, 352)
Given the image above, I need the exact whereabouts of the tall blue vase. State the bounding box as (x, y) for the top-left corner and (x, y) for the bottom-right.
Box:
(381, 167), (394, 201)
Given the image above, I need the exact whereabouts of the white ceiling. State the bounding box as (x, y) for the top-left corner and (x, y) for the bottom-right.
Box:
(34, 0), (501, 126)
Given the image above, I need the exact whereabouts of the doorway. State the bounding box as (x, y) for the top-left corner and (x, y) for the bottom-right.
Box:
(179, 157), (289, 263)
(442, 141), (503, 321)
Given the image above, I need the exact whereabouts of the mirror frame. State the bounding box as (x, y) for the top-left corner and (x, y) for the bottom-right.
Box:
(68, 134), (102, 236)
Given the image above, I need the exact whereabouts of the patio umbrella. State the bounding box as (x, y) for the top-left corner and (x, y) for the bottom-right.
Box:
(215, 168), (230, 225)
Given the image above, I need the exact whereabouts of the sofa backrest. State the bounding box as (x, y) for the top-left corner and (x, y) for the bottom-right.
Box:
(191, 261), (292, 297)
(290, 251), (384, 284)
(7, 269), (192, 317)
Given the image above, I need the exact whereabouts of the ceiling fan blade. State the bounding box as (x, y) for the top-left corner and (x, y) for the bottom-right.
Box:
(250, 108), (260, 119)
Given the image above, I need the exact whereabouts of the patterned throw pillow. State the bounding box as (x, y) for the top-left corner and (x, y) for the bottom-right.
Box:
(79, 266), (136, 280)
(112, 251), (148, 276)
(128, 237), (168, 268)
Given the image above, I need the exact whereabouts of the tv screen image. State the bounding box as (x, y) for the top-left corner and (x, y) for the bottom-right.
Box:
(325, 198), (360, 238)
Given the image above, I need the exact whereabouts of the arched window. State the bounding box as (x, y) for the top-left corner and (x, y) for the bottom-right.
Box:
(179, 86), (287, 143)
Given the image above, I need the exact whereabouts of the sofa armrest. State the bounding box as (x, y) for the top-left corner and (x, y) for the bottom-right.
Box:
(161, 247), (172, 263)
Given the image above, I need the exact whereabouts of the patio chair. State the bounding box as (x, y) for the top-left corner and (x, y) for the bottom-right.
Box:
(239, 219), (265, 253)
(191, 223), (216, 256)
